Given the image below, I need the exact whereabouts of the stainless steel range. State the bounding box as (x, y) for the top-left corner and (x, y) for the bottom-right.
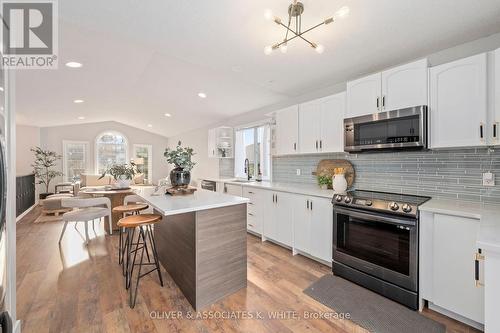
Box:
(332, 190), (430, 309)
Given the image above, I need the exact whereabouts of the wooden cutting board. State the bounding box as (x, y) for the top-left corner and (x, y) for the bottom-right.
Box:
(314, 159), (355, 188)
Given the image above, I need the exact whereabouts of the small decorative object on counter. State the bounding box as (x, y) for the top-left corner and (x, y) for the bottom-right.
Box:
(99, 162), (137, 189)
(332, 167), (348, 194)
(164, 141), (196, 188)
(317, 174), (332, 190)
(256, 163), (263, 182)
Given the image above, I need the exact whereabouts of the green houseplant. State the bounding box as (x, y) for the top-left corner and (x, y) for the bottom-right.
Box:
(31, 146), (64, 199)
(164, 141), (196, 187)
(99, 162), (137, 188)
(317, 174), (332, 190)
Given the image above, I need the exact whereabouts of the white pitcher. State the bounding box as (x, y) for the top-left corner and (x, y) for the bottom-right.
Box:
(332, 173), (348, 194)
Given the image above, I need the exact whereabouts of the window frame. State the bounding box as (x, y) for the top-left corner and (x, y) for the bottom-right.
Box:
(234, 122), (272, 181)
(62, 140), (90, 182)
(94, 130), (129, 174)
(132, 143), (153, 182)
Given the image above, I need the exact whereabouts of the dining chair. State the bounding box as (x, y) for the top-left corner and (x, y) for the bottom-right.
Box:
(59, 197), (112, 245)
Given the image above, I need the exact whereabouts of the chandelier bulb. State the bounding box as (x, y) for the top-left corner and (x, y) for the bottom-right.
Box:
(315, 44), (325, 54)
(334, 6), (350, 19)
(264, 45), (273, 55)
(264, 9), (273, 21)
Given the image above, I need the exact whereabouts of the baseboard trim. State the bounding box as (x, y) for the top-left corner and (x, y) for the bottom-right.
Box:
(16, 202), (38, 223)
(428, 302), (484, 331)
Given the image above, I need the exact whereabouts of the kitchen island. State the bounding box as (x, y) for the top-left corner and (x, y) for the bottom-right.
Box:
(138, 189), (249, 310)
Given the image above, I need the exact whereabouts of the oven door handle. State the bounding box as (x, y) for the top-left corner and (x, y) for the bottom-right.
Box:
(334, 207), (416, 227)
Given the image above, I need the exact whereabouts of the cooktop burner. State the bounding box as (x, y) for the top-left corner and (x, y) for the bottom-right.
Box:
(332, 190), (431, 218)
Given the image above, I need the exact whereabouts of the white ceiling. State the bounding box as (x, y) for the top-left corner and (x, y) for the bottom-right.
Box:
(16, 0), (500, 137)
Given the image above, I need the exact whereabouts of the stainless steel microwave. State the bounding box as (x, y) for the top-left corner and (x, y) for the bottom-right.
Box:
(344, 106), (428, 153)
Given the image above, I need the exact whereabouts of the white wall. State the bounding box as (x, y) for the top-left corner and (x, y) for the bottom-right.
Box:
(16, 124), (40, 176)
(167, 129), (219, 186)
(40, 121), (169, 191)
(170, 31), (500, 180)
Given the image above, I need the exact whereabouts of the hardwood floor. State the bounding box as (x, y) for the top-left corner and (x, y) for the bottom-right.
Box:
(17, 206), (481, 333)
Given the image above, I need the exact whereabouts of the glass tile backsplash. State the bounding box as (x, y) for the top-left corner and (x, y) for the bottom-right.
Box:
(271, 148), (500, 203)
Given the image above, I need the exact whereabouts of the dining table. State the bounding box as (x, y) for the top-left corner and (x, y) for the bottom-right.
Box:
(81, 187), (135, 234)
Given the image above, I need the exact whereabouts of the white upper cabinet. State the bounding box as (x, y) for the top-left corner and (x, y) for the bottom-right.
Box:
(492, 48), (500, 145)
(275, 105), (299, 155)
(346, 72), (381, 118)
(298, 92), (346, 154)
(429, 53), (488, 148)
(381, 59), (428, 111)
(298, 99), (322, 154)
(320, 92), (346, 153)
(346, 59), (428, 118)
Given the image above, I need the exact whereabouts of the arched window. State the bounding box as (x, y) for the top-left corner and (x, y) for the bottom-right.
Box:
(95, 131), (128, 174)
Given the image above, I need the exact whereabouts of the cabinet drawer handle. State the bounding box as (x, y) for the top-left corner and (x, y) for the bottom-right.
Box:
(248, 202), (254, 205)
(248, 191), (254, 194)
(315, 140), (318, 150)
(310, 201), (313, 210)
(480, 123), (484, 141)
(475, 249), (484, 287)
(382, 95), (386, 109)
(494, 122), (498, 140)
(306, 200), (309, 209)
(319, 140), (322, 149)
(376, 97), (380, 110)
(293, 143), (297, 151)
(248, 213), (254, 216)
(248, 223), (254, 227)
(275, 194), (278, 203)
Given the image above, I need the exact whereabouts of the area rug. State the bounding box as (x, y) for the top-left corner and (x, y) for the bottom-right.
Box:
(304, 274), (445, 333)
(34, 214), (64, 223)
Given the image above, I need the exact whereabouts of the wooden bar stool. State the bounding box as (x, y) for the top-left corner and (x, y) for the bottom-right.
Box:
(113, 203), (149, 271)
(118, 214), (163, 308)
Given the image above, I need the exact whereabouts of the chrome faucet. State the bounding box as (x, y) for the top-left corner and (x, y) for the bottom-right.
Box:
(244, 158), (251, 181)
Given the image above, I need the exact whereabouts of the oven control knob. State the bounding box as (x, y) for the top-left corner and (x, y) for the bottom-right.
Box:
(344, 196), (352, 204)
(335, 195), (343, 202)
(365, 200), (373, 206)
(389, 202), (399, 211)
(402, 204), (412, 213)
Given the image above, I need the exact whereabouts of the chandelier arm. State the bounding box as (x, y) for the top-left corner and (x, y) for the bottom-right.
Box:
(277, 22), (317, 47)
(284, 12), (292, 42)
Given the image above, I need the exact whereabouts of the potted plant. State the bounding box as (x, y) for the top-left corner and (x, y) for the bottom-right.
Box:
(99, 162), (136, 188)
(317, 174), (332, 190)
(164, 141), (196, 187)
(31, 146), (64, 199)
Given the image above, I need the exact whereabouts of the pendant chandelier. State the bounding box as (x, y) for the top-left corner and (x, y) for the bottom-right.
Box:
(264, 1), (349, 55)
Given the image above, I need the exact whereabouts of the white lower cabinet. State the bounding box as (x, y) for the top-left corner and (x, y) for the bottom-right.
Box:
(420, 212), (484, 327)
(263, 191), (293, 247)
(224, 183), (242, 196)
(242, 187), (265, 235)
(292, 195), (332, 263)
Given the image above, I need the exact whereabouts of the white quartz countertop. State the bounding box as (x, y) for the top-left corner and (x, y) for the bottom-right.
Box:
(139, 188), (249, 216)
(199, 178), (336, 199)
(419, 199), (500, 254)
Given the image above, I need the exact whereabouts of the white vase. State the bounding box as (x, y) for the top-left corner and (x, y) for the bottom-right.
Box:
(332, 174), (348, 194)
(115, 176), (131, 189)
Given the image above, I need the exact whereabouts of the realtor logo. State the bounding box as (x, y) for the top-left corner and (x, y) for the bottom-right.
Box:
(1, 0), (58, 69)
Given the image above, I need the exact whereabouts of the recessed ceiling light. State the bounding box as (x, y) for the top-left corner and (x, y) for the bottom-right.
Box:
(147, 124), (153, 128)
(164, 113), (172, 117)
(78, 116), (85, 120)
(0, 87), (4, 92)
(198, 92), (207, 99)
(73, 99), (84, 103)
(65, 61), (83, 68)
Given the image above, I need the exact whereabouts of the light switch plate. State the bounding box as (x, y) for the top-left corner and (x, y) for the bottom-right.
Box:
(296, 169), (301, 176)
(483, 172), (495, 187)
